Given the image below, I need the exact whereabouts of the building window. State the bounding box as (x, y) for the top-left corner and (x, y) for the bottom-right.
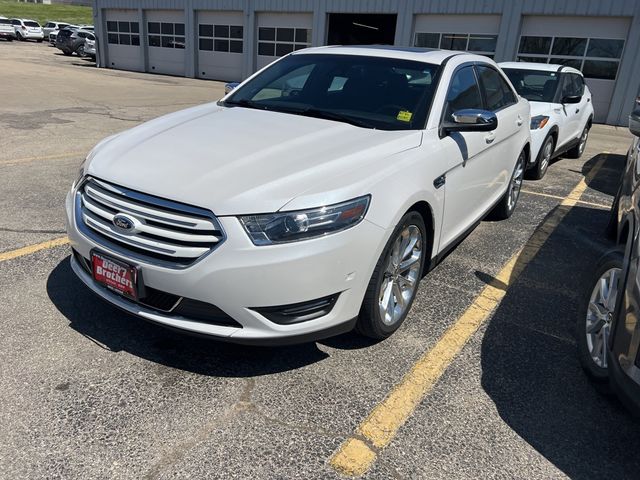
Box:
(414, 32), (497, 58)
(517, 36), (625, 80)
(258, 27), (311, 57)
(106, 20), (140, 46)
(148, 22), (185, 49)
(199, 24), (243, 53)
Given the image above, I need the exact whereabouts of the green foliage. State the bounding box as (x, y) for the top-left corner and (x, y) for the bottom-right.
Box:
(0, 0), (93, 27)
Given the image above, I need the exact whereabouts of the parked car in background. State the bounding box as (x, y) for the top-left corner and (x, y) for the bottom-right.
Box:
(56, 27), (94, 56)
(500, 62), (593, 179)
(65, 47), (530, 344)
(224, 82), (240, 94)
(42, 21), (71, 40)
(84, 35), (96, 59)
(578, 97), (640, 416)
(0, 17), (16, 41)
(10, 18), (44, 42)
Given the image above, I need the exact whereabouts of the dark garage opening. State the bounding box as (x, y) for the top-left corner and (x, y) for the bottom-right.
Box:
(327, 14), (397, 46)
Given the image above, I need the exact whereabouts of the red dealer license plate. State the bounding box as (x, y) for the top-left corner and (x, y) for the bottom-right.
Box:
(91, 252), (138, 300)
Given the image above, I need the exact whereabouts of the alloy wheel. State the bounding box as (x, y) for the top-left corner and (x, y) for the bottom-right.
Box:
(540, 138), (553, 173)
(378, 225), (423, 326)
(578, 128), (589, 155)
(585, 267), (620, 368)
(507, 154), (525, 211)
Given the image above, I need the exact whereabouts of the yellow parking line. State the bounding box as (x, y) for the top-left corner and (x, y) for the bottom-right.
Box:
(0, 151), (85, 166)
(329, 157), (606, 477)
(0, 236), (69, 263)
(521, 189), (610, 209)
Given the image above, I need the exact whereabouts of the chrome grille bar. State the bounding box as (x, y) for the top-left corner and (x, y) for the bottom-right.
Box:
(76, 177), (225, 266)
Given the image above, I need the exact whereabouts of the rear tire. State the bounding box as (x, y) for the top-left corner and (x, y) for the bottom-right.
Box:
(76, 45), (85, 57)
(63, 50), (72, 56)
(529, 135), (554, 180)
(489, 149), (526, 220)
(356, 212), (427, 340)
(16, 32), (23, 41)
(567, 125), (590, 159)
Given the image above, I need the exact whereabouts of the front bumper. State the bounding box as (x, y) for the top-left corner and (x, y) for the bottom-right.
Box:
(65, 188), (387, 344)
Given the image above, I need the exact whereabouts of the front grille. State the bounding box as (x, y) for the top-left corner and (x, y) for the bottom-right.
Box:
(76, 177), (225, 267)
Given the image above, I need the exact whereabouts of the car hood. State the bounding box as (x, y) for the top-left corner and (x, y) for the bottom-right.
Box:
(86, 103), (422, 215)
(529, 101), (558, 117)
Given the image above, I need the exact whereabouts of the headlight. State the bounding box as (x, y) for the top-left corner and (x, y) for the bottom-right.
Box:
(239, 196), (370, 245)
(530, 115), (550, 129)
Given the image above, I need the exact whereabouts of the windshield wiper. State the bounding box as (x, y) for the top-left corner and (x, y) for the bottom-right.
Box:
(221, 98), (267, 110)
(296, 108), (375, 129)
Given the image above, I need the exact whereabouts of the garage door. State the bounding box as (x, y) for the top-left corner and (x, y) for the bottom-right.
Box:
(255, 13), (312, 71)
(518, 16), (630, 123)
(197, 11), (244, 82)
(413, 14), (501, 58)
(146, 10), (185, 76)
(104, 9), (142, 72)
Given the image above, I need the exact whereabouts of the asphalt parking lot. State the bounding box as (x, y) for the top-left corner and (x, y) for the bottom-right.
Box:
(2, 41), (640, 479)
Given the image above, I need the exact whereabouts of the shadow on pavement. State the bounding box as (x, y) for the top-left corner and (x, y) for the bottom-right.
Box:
(47, 258), (330, 377)
(582, 152), (626, 196)
(480, 162), (640, 478)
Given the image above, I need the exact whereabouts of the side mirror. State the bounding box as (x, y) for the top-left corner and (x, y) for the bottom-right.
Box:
(442, 109), (498, 134)
(562, 95), (581, 104)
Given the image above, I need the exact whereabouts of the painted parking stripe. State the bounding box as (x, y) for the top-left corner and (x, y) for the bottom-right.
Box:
(521, 189), (610, 209)
(0, 236), (69, 263)
(329, 157), (606, 477)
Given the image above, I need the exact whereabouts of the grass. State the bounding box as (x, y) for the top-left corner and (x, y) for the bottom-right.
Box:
(0, 0), (93, 26)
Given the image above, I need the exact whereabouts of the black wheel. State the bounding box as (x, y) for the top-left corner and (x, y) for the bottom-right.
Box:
(577, 250), (623, 389)
(37, 39), (43, 43)
(76, 45), (85, 57)
(7, 37), (13, 42)
(529, 135), (555, 180)
(356, 211), (427, 339)
(16, 32), (23, 41)
(63, 50), (72, 56)
(488, 149), (526, 220)
(567, 125), (590, 159)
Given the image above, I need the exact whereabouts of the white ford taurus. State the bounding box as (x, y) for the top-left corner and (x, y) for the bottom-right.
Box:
(65, 46), (531, 345)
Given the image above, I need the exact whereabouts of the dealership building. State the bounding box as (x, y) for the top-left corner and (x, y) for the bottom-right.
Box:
(92, 0), (640, 125)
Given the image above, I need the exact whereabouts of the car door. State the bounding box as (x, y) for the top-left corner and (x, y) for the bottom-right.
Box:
(571, 73), (591, 131)
(437, 65), (501, 249)
(475, 64), (525, 197)
(557, 73), (582, 145)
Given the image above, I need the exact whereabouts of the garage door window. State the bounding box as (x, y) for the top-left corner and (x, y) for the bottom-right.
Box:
(258, 27), (311, 57)
(414, 33), (497, 57)
(106, 21), (140, 46)
(148, 22), (185, 49)
(199, 24), (243, 53)
(517, 36), (625, 80)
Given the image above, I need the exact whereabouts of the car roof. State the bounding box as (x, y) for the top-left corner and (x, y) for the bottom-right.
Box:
(498, 61), (583, 76)
(292, 45), (487, 65)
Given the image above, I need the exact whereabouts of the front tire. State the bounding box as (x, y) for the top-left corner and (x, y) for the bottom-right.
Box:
(529, 135), (554, 180)
(577, 250), (623, 387)
(16, 32), (23, 41)
(356, 212), (427, 339)
(489, 149), (525, 220)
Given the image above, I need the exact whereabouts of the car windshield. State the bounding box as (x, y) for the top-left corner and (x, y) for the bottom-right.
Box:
(223, 53), (441, 130)
(25, 21), (40, 27)
(503, 68), (560, 102)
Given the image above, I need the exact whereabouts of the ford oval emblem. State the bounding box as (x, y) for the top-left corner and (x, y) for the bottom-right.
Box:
(112, 213), (136, 233)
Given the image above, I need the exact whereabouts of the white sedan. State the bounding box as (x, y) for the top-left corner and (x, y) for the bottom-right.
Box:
(65, 47), (531, 344)
(500, 62), (594, 179)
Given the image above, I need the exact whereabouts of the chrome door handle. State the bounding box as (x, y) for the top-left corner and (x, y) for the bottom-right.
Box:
(485, 132), (495, 144)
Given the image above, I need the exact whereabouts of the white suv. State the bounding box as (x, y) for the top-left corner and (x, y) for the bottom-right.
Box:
(65, 47), (530, 344)
(500, 62), (593, 179)
(0, 17), (16, 41)
(11, 18), (44, 42)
